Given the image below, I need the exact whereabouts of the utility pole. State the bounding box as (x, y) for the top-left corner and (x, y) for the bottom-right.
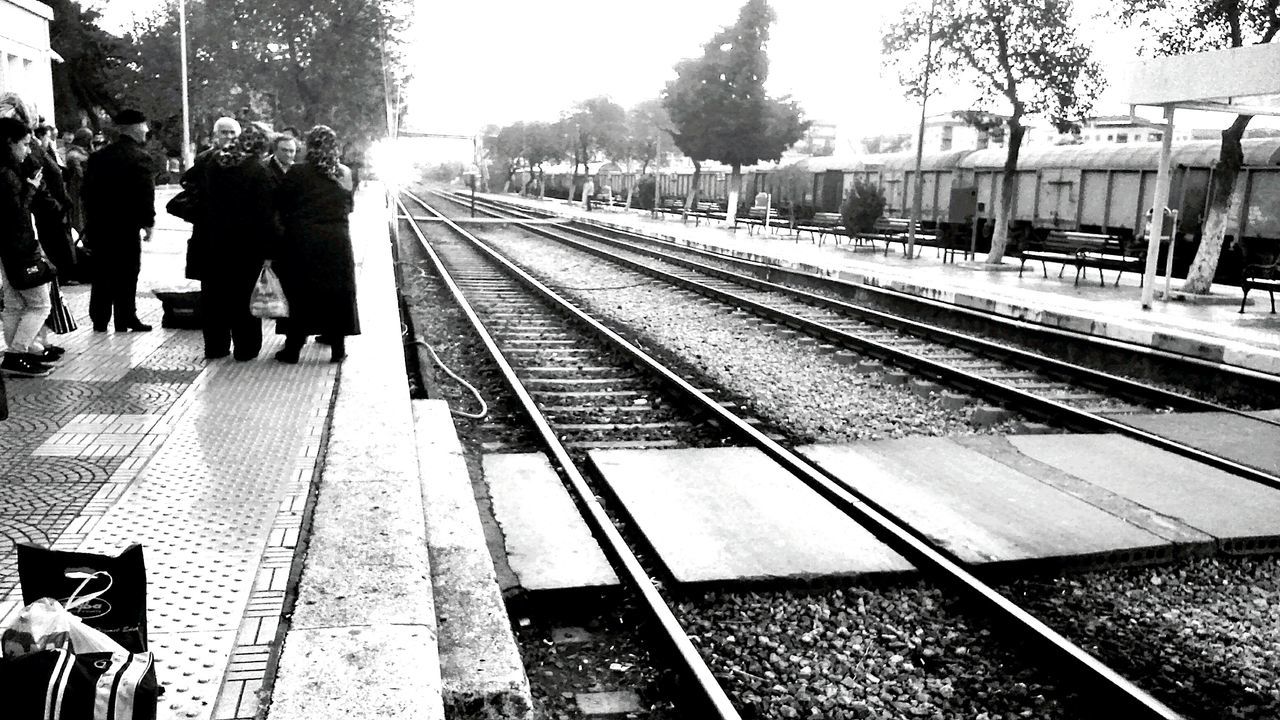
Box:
(907, 0), (939, 260)
(178, 0), (192, 170)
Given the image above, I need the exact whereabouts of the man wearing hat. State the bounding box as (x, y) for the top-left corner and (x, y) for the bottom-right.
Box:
(83, 109), (156, 332)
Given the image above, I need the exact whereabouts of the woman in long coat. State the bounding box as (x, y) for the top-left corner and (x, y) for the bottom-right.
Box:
(273, 125), (359, 363)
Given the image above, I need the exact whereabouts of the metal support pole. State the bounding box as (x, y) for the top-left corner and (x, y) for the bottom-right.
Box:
(653, 135), (661, 219)
(765, 192), (772, 232)
(907, 0), (939, 260)
(1141, 105), (1175, 309)
(469, 175), (476, 217)
(178, 0), (192, 170)
(1161, 209), (1180, 300)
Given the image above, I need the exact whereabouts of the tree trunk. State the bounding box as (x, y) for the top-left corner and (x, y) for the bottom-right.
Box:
(538, 167), (545, 199)
(625, 183), (634, 209)
(1182, 114), (1252, 294)
(683, 160), (702, 223)
(727, 164), (742, 226)
(987, 118), (1026, 264)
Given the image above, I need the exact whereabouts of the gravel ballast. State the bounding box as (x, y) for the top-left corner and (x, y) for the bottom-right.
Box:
(411, 210), (1280, 719)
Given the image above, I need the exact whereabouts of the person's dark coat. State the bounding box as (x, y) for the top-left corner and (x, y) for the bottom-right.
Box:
(0, 162), (43, 283)
(199, 153), (277, 358)
(274, 162), (360, 337)
(84, 135), (155, 238)
(179, 148), (216, 280)
(28, 142), (74, 280)
(64, 144), (90, 233)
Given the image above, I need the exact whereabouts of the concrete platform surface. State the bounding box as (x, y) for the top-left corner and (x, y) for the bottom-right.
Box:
(1116, 411), (1280, 477)
(484, 452), (618, 592)
(414, 402), (532, 719)
(1010, 433), (1280, 549)
(587, 446), (912, 583)
(800, 438), (1172, 566)
(481, 192), (1280, 376)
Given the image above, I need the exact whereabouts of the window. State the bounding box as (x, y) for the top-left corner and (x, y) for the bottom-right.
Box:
(941, 125), (953, 151)
(1116, 133), (1128, 143)
(1150, 132), (1162, 142)
(1107, 134), (1114, 142)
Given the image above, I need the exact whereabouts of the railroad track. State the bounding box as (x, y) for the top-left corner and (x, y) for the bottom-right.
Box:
(396, 188), (1183, 719)
(430, 189), (1280, 492)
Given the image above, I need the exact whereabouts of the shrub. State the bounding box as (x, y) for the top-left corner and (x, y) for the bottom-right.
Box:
(841, 180), (886, 237)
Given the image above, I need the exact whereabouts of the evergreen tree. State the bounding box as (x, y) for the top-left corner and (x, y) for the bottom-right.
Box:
(662, 0), (809, 223)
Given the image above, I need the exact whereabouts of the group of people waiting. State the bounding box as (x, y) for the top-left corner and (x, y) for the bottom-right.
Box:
(179, 116), (360, 364)
(0, 91), (360, 379)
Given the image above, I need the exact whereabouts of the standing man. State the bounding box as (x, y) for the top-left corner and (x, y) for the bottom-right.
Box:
(64, 129), (92, 244)
(83, 109), (156, 333)
(30, 124), (75, 283)
(179, 117), (239, 286)
(582, 174), (595, 212)
(265, 133), (297, 184)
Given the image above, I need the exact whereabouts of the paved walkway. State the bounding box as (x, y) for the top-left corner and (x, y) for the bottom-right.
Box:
(484, 193), (1280, 375)
(0, 184), (391, 720)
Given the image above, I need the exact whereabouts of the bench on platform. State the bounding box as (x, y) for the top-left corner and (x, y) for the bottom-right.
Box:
(1016, 230), (1144, 286)
(795, 212), (846, 245)
(862, 217), (960, 260)
(1241, 258), (1280, 313)
(734, 206), (779, 235)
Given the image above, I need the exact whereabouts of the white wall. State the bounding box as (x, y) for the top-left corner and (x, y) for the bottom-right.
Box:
(0, 0), (55, 125)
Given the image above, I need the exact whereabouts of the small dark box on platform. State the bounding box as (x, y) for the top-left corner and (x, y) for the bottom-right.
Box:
(151, 290), (201, 329)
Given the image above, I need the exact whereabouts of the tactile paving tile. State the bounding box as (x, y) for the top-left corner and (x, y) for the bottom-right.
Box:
(71, 353), (336, 720)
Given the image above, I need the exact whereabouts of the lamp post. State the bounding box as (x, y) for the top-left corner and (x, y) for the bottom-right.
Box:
(907, 0), (939, 260)
(178, 0), (192, 170)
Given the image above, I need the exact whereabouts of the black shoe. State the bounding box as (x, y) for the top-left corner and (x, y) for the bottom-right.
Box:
(2, 354), (53, 377)
(34, 348), (63, 364)
(274, 348), (300, 364)
(93, 324), (108, 333)
(233, 352), (259, 362)
(42, 345), (66, 359)
(116, 321), (152, 332)
(315, 335), (335, 346)
(205, 349), (231, 360)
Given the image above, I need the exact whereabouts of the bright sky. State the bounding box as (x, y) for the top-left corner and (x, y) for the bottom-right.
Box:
(93, 0), (1277, 155)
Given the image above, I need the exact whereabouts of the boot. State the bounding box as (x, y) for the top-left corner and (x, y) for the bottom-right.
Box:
(329, 337), (346, 363)
(275, 334), (305, 364)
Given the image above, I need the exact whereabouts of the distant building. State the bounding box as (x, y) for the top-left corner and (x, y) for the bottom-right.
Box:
(796, 121), (838, 155)
(0, 0), (56, 122)
(918, 111), (1040, 152)
(1079, 116), (1206, 144)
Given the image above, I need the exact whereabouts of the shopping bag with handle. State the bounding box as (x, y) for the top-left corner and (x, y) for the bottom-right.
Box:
(249, 260), (290, 319)
(17, 543), (148, 653)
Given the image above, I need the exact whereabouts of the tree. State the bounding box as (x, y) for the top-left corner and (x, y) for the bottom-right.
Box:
(40, 0), (130, 131)
(1114, 1), (1280, 294)
(564, 96), (627, 199)
(662, 0), (809, 224)
(841, 180), (888, 237)
(522, 121), (563, 197)
(623, 99), (672, 175)
(125, 0), (412, 156)
(885, 0), (1102, 264)
(488, 122), (525, 192)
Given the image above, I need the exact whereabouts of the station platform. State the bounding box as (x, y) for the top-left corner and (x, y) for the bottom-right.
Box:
(475, 192), (1280, 377)
(0, 182), (518, 720)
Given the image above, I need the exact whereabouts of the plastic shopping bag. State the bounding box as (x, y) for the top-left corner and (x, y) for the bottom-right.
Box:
(249, 260), (290, 319)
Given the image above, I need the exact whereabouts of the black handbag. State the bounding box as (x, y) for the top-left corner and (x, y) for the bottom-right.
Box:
(2, 252), (56, 291)
(165, 189), (200, 222)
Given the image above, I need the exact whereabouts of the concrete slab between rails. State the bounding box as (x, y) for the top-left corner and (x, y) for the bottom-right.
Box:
(483, 452), (619, 592)
(271, 184), (445, 720)
(413, 400), (534, 719)
(799, 438), (1178, 568)
(587, 446), (913, 583)
(1009, 433), (1280, 554)
(1115, 411), (1280, 478)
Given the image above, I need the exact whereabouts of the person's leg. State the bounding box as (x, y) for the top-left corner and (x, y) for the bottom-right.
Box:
(200, 278), (232, 358)
(275, 331), (306, 364)
(329, 336), (345, 363)
(10, 283), (53, 354)
(88, 248), (113, 331)
(114, 240), (146, 330)
(231, 265), (263, 360)
(1, 271), (20, 350)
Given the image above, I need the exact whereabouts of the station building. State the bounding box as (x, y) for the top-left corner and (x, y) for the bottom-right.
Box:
(0, 0), (56, 123)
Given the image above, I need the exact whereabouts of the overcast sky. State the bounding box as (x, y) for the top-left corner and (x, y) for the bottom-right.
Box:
(92, 0), (1274, 152)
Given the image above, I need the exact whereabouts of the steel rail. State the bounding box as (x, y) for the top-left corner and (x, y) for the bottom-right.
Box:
(437, 190), (1280, 490)
(411, 188), (1184, 719)
(455, 190), (1280, 397)
(395, 192), (743, 719)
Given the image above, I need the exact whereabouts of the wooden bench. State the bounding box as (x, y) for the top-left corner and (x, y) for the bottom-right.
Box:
(734, 206), (779, 235)
(795, 212), (846, 245)
(1241, 258), (1280, 313)
(865, 217), (956, 259)
(1016, 230), (1144, 286)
